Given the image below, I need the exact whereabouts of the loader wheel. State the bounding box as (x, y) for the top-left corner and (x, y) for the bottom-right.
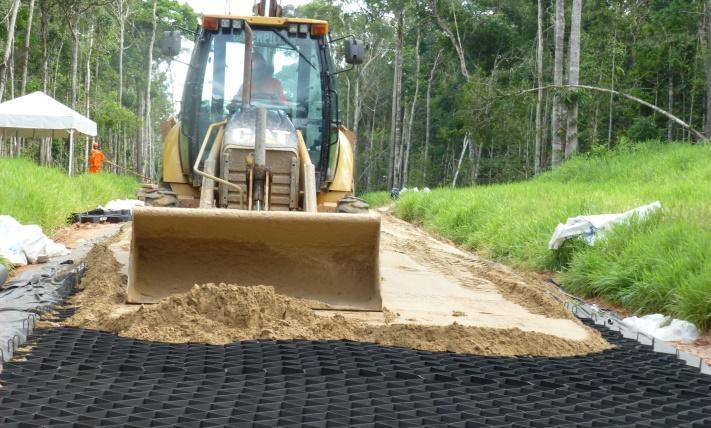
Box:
(336, 196), (370, 214)
(140, 188), (179, 208)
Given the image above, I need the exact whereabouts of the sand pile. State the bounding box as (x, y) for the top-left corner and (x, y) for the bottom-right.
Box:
(62, 244), (611, 356)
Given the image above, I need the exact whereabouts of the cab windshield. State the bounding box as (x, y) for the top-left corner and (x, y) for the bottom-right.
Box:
(186, 28), (326, 167)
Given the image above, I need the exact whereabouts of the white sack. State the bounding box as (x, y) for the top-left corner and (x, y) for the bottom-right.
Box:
(623, 314), (699, 343)
(0, 215), (69, 266)
(548, 201), (661, 250)
(100, 199), (144, 212)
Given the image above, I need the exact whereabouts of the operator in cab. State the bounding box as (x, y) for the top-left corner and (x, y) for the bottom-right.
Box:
(231, 52), (287, 108)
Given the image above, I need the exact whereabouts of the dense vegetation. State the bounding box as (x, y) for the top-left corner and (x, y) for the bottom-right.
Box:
(296, 0), (711, 192)
(0, 158), (137, 232)
(0, 0), (708, 188)
(0, 0), (196, 178)
(394, 142), (711, 329)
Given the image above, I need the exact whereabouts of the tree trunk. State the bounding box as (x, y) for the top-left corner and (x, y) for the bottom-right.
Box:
(0, 0), (21, 101)
(70, 21), (80, 109)
(551, 0), (566, 167)
(608, 29), (616, 147)
(137, 93), (145, 173)
(117, 0), (129, 105)
(430, 0), (469, 81)
(85, 22), (94, 116)
(668, 64), (673, 141)
(365, 94), (378, 192)
(8, 31), (15, 103)
(467, 137), (480, 183)
(706, 0), (711, 137)
(473, 141), (483, 182)
(542, 91), (551, 169)
(145, 0), (158, 179)
(424, 50), (441, 185)
(565, 0), (582, 159)
(402, 29), (421, 187)
(388, 10), (404, 189)
(52, 39), (64, 98)
(20, 0), (36, 96)
(592, 100), (599, 144)
(399, 102), (409, 185)
(40, 0), (49, 92)
(452, 134), (469, 187)
(534, 0), (544, 174)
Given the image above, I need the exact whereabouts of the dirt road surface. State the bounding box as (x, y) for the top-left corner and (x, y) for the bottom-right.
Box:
(377, 213), (589, 340)
(59, 210), (610, 356)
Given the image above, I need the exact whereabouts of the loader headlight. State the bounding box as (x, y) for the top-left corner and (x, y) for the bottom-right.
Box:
(299, 24), (309, 34)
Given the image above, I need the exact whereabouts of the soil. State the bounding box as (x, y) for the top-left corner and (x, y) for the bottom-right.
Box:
(674, 336), (711, 366)
(377, 214), (592, 342)
(62, 244), (611, 357)
(53, 223), (118, 249)
(63, 243), (128, 330)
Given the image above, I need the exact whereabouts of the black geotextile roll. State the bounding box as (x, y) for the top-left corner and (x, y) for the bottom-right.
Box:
(1, 317), (710, 427)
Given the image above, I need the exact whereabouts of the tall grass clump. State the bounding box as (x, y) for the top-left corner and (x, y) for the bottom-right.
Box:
(0, 158), (138, 233)
(395, 142), (711, 329)
(360, 191), (391, 208)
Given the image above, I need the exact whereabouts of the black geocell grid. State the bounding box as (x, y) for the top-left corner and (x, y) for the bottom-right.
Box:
(1, 308), (711, 428)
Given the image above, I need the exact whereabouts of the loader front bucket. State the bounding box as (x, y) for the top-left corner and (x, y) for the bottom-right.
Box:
(127, 207), (382, 311)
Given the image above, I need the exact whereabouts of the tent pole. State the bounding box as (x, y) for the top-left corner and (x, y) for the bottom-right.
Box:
(68, 129), (74, 176)
(84, 136), (89, 173)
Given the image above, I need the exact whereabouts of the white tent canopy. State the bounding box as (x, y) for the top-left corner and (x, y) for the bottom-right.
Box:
(0, 91), (96, 138)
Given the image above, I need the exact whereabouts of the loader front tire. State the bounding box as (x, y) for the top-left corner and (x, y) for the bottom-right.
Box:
(139, 187), (179, 208)
(336, 196), (369, 214)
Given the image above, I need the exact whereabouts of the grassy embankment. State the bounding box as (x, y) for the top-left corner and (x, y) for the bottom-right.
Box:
(0, 158), (138, 236)
(370, 142), (711, 330)
(361, 191), (392, 209)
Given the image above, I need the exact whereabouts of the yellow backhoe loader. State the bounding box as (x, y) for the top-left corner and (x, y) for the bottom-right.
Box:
(127, 3), (381, 311)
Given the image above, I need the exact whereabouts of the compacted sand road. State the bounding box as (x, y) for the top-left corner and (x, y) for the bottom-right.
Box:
(377, 213), (591, 340)
(57, 209), (609, 356)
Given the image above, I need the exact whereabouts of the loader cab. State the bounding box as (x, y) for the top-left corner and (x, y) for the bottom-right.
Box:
(179, 16), (339, 188)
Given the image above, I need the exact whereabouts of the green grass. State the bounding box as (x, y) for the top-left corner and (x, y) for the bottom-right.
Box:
(361, 191), (391, 208)
(386, 142), (711, 330)
(0, 157), (138, 233)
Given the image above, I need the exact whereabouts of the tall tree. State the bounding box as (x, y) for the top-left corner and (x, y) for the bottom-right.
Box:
(565, 0), (582, 158)
(706, 0), (711, 137)
(388, 10), (404, 189)
(0, 0), (21, 101)
(402, 28), (421, 186)
(423, 49), (441, 185)
(534, 0), (544, 174)
(429, 0), (469, 80)
(20, 0), (36, 95)
(110, 0), (131, 106)
(551, 0), (566, 167)
(39, 0), (50, 92)
(144, 0), (158, 178)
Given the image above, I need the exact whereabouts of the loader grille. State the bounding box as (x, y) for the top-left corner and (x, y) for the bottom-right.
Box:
(220, 147), (299, 211)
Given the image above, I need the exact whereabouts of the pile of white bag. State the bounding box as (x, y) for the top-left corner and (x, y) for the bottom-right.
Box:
(623, 314), (699, 343)
(0, 215), (69, 266)
(99, 199), (144, 212)
(548, 201), (661, 250)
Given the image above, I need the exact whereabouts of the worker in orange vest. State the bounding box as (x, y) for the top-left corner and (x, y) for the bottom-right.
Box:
(88, 142), (105, 174)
